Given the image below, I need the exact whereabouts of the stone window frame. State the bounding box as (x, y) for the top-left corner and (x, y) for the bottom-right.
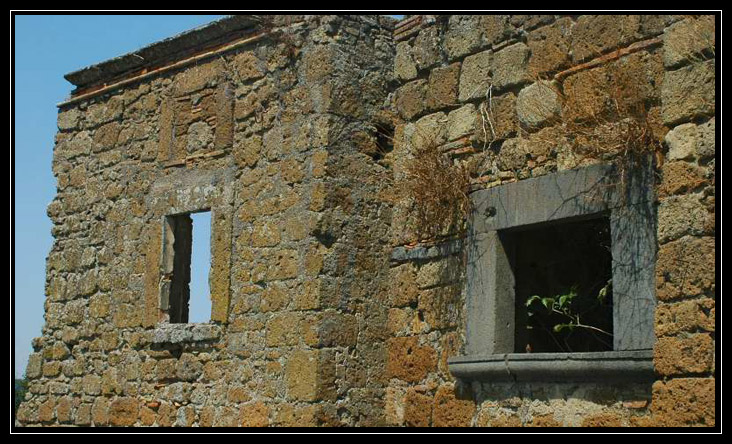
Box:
(449, 162), (657, 382)
(147, 167), (235, 332)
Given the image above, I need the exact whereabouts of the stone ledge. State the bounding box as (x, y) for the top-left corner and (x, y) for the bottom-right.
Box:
(148, 323), (223, 345)
(448, 350), (654, 382)
(390, 238), (464, 263)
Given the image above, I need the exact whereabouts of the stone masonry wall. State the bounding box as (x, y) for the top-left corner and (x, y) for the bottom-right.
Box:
(384, 14), (715, 427)
(17, 15), (396, 427)
(17, 14), (715, 428)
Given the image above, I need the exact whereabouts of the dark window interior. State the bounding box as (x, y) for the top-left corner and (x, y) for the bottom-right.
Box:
(505, 215), (614, 353)
(167, 213), (193, 323)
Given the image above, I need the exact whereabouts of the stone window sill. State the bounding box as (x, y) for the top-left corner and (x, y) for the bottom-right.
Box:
(149, 323), (223, 345)
(448, 350), (654, 383)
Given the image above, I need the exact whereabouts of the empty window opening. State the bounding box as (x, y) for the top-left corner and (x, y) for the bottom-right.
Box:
(189, 211), (212, 323)
(505, 215), (613, 354)
(164, 210), (212, 323)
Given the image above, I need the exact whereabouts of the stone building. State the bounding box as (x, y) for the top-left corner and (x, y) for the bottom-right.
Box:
(16, 14), (716, 427)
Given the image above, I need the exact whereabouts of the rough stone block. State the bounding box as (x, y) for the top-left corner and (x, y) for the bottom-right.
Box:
(459, 50), (492, 102)
(317, 312), (358, 347)
(239, 401), (270, 427)
(662, 59), (715, 125)
(656, 236), (715, 301)
(473, 92), (518, 144)
(481, 15), (511, 47)
(445, 15), (483, 60)
(418, 285), (461, 330)
(527, 17), (573, 77)
(657, 194), (714, 243)
(447, 104), (477, 141)
(109, 397), (139, 426)
(174, 59), (224, 95)
(386, 336), (437, 383)
(233, 50), (266, 81)
(413, 26), (441, 71)
(658, 161), (707, 197)
(516, 81), (562, 130)
(432, 384), (475, 427)
(493, 43), (531, 90)
(404, 389), (433, 427)
(427, 63), (460, 110)
(388, 263), (419, 307)
(663, 16), (715, 68)
(651, 378), (715, 426)
(285, 349), (335, 402)
(655, 298), (715, 337)
(395, 41), (418, 81)
(654, 334), (714, 376)
(395, 79), (427, 120)
(572, 15), (641, 62)
(412, 111), (447, 150)
(497, 137), (530, 171)
(665, 123), (699, 161)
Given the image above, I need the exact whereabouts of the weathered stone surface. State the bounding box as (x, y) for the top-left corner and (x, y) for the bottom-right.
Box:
(58, 108), (81, 131)
(233, 51), (266, 81)
(239, 401), (270, 427)
(445, 15), (483, 60)
(696, 117), (716, 160)
(516, 81), (562, 130)
(665, 123), (698, 161)
(658, 161), (707, 197)
(404, 389), (432, 427)
(432, 384), (475, 427)
(662, 59), (715, 125)
(663, 16), (716, 68)
(427, 63), (460, 110)
(480, 15), (511, 47)
(473, 92), (518, 143)
(497, 138), (529, 171)
(651, 378), (715, 426)
(654, 334), (714, 376)
(447, 104), (477, 141)
(655, 298), (715, 337)
(664, 118), (715, 163)
(657, 193), (714, 242)
(527, 17), (573, 76)
(581, 412), (623, 427)
(395, 79), (427, 120)
(394, 41), (417, 81)
(389, 263), (419, 307)
(413, 26), (441, 71)
(386, 337), (437, 383)
(285, 349), (335, 402)
(459, 50), (492, 102)
(492, 43), (530, 90)
(109, 398), (139, 426)
(572, 15), (640, 62)
(656, 236), (715, 301)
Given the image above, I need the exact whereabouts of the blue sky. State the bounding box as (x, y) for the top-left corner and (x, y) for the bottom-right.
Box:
(13, 14), (227, 377)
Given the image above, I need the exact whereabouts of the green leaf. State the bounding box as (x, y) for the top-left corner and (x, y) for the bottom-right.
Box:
(525, 295), (542, 307)
(558, 294), (569, 308)
(541, 297), (554, 310)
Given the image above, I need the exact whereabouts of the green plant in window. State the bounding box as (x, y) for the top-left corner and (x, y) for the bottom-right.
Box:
(526, 280), (613, 351)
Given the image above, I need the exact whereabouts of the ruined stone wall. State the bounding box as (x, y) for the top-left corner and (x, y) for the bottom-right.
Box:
(384, 14), (715, 427)
(17, 15), (396, 427)
(16, 14), (715, 428)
